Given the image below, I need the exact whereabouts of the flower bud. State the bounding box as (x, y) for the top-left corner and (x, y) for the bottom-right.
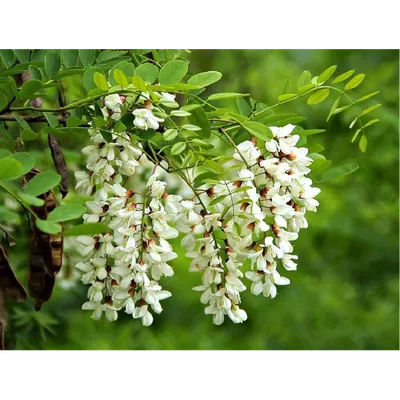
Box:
(240, 202), (250, 211)
(272, 224), (280, 237)
(225, 246), (234, 255)
(260, 186), (270, 198)
(206, 188), (214, 198)
(105, 296), (113, 306)
(139, 299), (147, 307)
(247, 222), (256, 231)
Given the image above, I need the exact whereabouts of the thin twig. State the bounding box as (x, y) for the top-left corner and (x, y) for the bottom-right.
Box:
(0, 114), (69, 124)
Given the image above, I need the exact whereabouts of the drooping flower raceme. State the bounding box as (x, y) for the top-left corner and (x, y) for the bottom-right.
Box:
(175, 124), (320, 324)
(74, 92), (180, 325)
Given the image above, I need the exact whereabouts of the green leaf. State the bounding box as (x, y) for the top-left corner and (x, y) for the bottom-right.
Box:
(299, 129), (326, 136)
(208, 93), (248, 101)
(63, 222), (109, 237)
(297, 70), (312, 88)
(0, 50), (15, 67)
(44, 52), (61, 79)
(309, 153), (331, 172)
(14, 50), (30, 63)
(55, 68), (84, 79)
(48, 204), (86, 222)
(298, 83), (317, 94)
(317, 65), (337, 83)
(349, 117), (358, 129)
(259, 113), (296, 124)
(204, 160), (224, 175)
(10, 152), (35, 175)
(359, 135), (367, 153)
(333, 70), (355, 84)
(188, 106), (211, 137)
(113, 69), (128, 88)
(159, 60), (188, 84)
(171, 110), (191, 117)
(65, 115), (84, 128)
(320, 164), (359, 181)
(327, 97), (341, 121)
(93, 72), (109, 91)
(278, 93), (298, 102)
(273, 115), (306, 127)
(0, 149), (11, 159)
(359, 104), (381, 117)
(187, 71), (222, 88)
(23, 171), (61, 197)
(19, 79), (43, 100)
(36, 219), (62, 234)
(131, 76), (147, 92)
(0, 157), (23, 180)
(182, 124), (201, 131)
(134, 63), (159, 84)
(44, 112), (59, 128)
(345, 74), (365, 91)
(0, 205), (19, 223)
(181, 104), (201, 112)
(171, 142), (187, 155)
(308, 143), (325, 153)
(163, 129), (178, 141)
(241, 121), (273, 141)
(332, 105), (351, 115)
(82, 67), (103, 92)
(18, 193), (44, 206)
(355, 91), (379, 103)
(0, 91), (8, 111)
(12, 112), (30, 130)
(7, 77), (19, 99)
(209, 194), (229, 207)
(61, 50), (79, 68)
(96, 50), (126, 63)
(21, 129), (38, 141)
(28, 65), (42, 81)
(307, 89), (330, 105)
(79, 50), (96, 67)
(236, 97), (252, 116)
(113, 120), (126, 133)
(109, 61), (135, 86)
(363, 118), (380, 128)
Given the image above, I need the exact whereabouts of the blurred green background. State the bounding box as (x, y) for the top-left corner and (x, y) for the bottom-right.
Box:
(3, 50), (399, 350)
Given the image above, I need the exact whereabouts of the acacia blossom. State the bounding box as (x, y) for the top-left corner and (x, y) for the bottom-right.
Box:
(176, 124), (320, 324)
(74, 92), (179, 325)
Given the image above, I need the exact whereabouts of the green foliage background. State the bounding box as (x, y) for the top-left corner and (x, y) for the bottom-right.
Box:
(3, 50), (399, 350)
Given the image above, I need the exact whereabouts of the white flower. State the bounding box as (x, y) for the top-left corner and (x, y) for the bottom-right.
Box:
(104, 94), (122, 113)
(133, 108), (164, 130)
(233, 140), (261, 163)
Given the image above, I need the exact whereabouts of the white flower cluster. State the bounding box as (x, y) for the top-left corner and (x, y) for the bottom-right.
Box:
(177, 124), (320, 324)
(74, 93), (180, 325)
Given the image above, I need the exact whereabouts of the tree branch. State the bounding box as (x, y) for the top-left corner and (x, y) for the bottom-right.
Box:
(0, 114), (69, 124)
